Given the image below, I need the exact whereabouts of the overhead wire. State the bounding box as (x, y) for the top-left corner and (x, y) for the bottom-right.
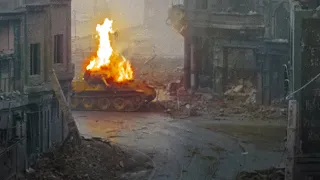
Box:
(285, 71), (320, 100)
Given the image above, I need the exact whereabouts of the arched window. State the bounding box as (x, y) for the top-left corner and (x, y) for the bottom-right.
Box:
(273, 2), (290, 39)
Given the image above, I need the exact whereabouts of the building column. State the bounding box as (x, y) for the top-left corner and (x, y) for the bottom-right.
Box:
(190, 37), (199, 92)
(213, 44), (224, 95)
(222, 47), (229, 93)
(285, 100), (298, 180)
(184, 37), (191, 90)
(190, 42), (196, 92)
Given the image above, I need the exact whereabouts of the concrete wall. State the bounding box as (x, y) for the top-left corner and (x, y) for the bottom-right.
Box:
(52, 4), (71, 75)
(0, 0), (18, 11)
(26, 10), (46, 86)
(185, 0), (260, 12)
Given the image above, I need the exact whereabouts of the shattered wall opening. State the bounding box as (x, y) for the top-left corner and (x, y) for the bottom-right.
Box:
(226, 48), (257, 87)
(222, 48), (257, 104)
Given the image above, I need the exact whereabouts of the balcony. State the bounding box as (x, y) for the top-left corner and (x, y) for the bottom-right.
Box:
(54, 62), (75, 81)
(187, 10), (264, 30)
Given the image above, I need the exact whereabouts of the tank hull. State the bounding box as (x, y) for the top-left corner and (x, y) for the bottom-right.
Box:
(71, 79), (156, 112)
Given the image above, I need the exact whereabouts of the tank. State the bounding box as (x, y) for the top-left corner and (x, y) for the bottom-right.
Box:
(71, 70), (156, 112)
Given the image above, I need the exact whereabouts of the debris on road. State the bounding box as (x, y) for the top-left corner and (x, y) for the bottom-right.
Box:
(26, 137), (154, 180)
(236, 168), (284, 180)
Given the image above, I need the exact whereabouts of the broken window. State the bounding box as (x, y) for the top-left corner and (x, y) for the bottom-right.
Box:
(54, 34), (64, 64)
(30, 43), (40, 75)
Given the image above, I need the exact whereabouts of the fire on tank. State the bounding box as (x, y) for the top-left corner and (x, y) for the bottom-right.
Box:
(71, 18), (156, 112)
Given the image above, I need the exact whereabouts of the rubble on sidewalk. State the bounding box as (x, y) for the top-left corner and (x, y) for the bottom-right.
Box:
(26, 137), (154, 180)
(157, 84), (285, 121)
(236, 168), (284, 180)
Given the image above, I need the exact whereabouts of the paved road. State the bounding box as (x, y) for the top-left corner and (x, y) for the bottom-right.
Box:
(73, 111), (285, 180)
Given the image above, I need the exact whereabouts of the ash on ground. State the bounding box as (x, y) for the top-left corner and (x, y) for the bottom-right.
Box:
(26, 137), (154, 180)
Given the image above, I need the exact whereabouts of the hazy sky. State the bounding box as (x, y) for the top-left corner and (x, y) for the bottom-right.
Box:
(72, 0), (144, 28)
(71, 0), (183, 56)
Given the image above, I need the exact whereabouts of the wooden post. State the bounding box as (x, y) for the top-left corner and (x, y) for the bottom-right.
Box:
(285, 100), (298, 180)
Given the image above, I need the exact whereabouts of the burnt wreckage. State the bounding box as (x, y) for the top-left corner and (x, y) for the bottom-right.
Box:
(71, 67), (156, 112)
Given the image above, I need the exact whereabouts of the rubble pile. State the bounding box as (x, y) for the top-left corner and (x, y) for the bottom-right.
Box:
(159, 88), (224, 118)
(224, 79), (257, 105)
(159, 87), (285, 121)
(26, 137), (153, 180)
(236, 168), (284, 180)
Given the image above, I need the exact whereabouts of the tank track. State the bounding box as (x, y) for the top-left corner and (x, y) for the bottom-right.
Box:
(71, 91), (153, 112)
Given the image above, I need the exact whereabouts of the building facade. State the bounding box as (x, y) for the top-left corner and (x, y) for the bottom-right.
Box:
(286, 0), (320, 179)
(0, 0), (74, 179)
(167, 0), (291, 104)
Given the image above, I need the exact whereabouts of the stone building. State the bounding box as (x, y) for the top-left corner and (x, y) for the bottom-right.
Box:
(0, 0), (74, 179)
(286, 1), (320, 179)
(168, 0), (291, 104)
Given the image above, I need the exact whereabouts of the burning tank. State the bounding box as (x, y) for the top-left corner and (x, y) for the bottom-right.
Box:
(71, 18), (156, 112)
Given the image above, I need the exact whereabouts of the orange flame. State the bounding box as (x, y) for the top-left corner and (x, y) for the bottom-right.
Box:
(86, 18), (133, 82)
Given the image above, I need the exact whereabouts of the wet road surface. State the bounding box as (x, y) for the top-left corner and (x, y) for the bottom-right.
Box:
(73, 111), (285, 180)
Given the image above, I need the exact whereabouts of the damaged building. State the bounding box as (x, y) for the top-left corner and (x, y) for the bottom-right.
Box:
(0, 0), (74, 179)
(167, 0), (290, 105)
